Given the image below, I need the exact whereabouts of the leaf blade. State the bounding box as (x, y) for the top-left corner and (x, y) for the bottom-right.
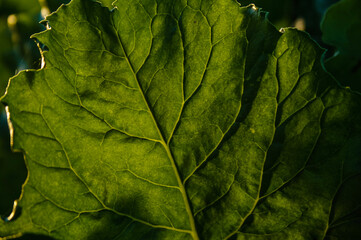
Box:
(1, 0), (361, 239)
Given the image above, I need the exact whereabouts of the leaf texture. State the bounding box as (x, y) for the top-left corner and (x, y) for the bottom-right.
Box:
(1, 0), (361, 239)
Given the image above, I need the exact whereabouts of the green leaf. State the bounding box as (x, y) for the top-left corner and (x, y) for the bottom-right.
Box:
(321, 0), (361, 57)
(238, 0), (331, 36)
(93, 0), (115, 9)
(0, 0), (75, 219)
(324, 53), (361, 93)
(321, 0), (361, 93)
(46, 0), (71, 12)
(238, 0), (295, 28)
(1, 0), (361, 239)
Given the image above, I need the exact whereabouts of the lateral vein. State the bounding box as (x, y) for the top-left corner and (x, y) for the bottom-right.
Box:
(111, 17), (200, 240)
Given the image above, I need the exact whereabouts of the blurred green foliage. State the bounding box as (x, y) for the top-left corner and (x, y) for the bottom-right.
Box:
(321, 0), (361, 57)
(0, 0), (42, 97)
(321, 0), (361, 92)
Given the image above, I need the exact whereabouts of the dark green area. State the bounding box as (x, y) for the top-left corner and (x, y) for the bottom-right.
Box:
(321, 0), (361, 92)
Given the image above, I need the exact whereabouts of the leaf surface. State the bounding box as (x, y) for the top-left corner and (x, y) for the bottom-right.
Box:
(1, 0), (361, 239)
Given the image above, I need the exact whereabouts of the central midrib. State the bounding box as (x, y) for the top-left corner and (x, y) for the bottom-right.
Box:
(111, 21), (200, 240)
